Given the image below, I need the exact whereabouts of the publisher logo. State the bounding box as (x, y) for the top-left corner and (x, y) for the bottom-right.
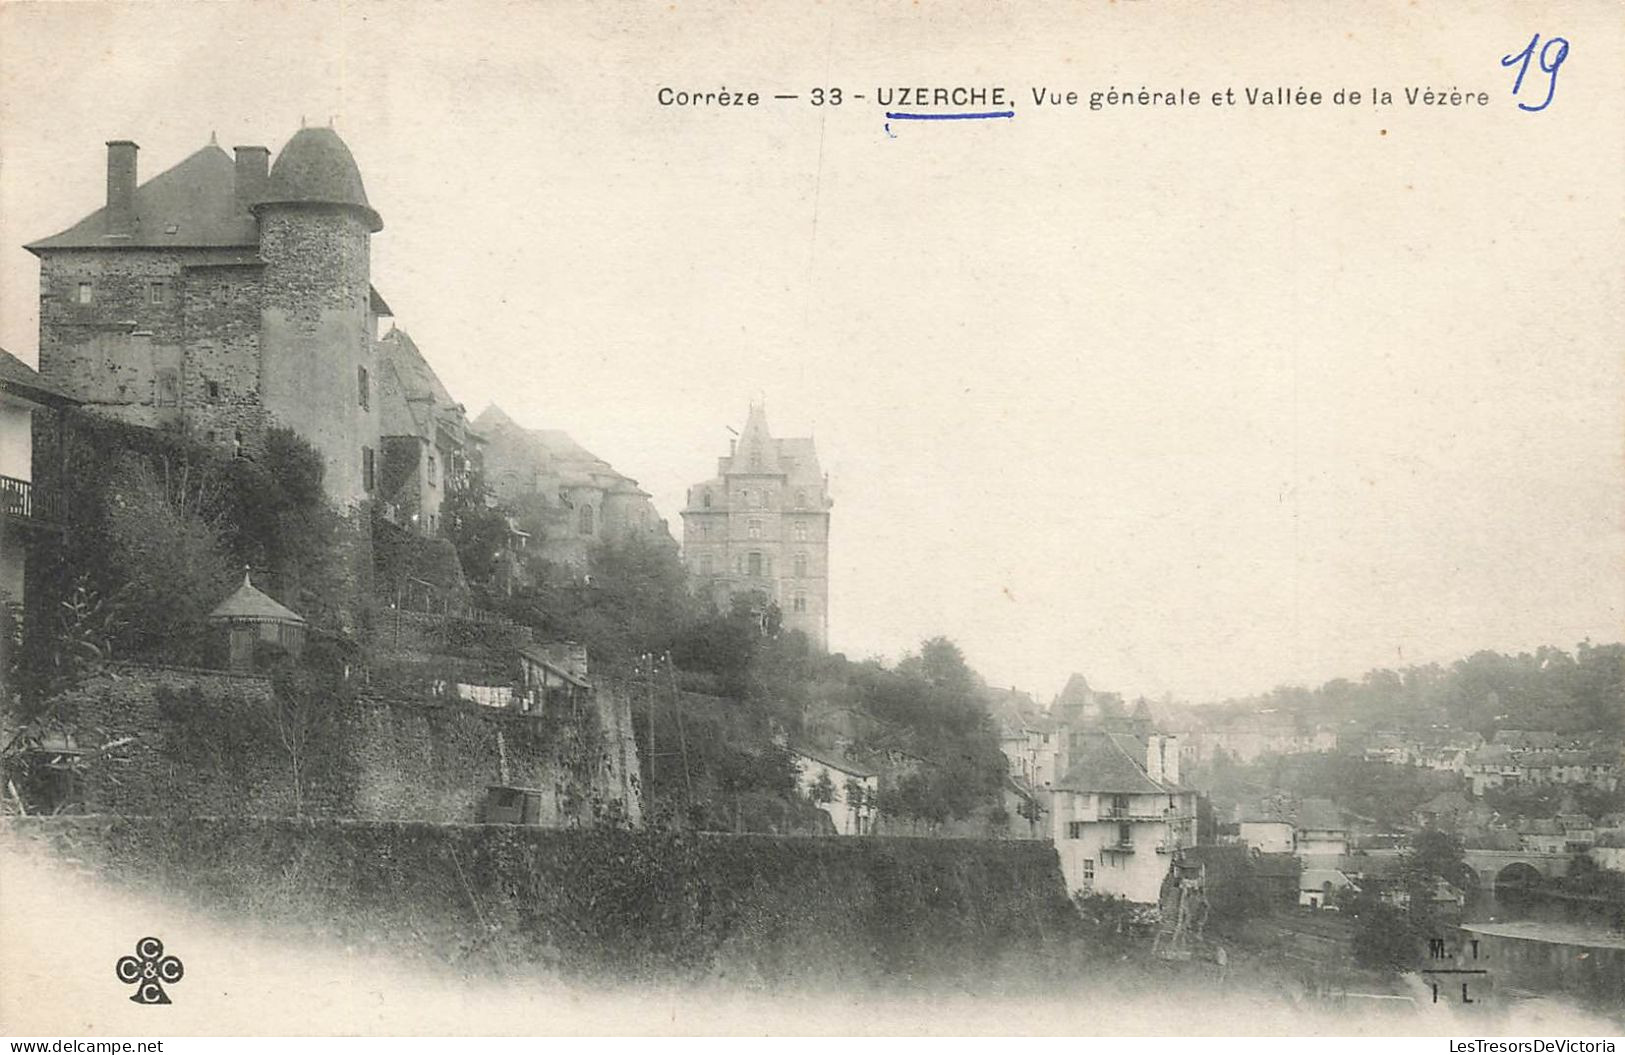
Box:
(115, 936), (184, 1005)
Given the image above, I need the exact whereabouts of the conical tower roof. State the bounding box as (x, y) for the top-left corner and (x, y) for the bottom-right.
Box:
(206, 572), (306, 624)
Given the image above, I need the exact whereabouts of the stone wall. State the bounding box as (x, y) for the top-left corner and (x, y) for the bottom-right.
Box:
(46, 663), (639, 827)
(4, 816), (1077, 985)
(36, 251), (266, 453)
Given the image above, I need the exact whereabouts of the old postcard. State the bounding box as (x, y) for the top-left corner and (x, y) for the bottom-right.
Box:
(1, 0), (1622, 1041)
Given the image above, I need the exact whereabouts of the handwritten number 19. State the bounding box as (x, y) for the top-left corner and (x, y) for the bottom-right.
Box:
(1502, 33), (1569, 113)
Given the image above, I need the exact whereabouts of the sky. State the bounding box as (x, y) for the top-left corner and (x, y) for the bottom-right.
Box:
(2, 1), (1621, 704)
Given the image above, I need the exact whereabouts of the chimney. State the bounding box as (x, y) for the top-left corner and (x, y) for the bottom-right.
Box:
(234, 145), (270, 210)
(105, 140), (139, 237)
(1145, 734), (1164, 784)
(1164, 735), (1181, 786)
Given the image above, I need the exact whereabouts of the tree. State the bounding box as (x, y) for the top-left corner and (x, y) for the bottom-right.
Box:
(263, 649), (347, 817)
(103, 453), (235, 664)
(809, 769), (835, 806)
(440, 469), (513, 586)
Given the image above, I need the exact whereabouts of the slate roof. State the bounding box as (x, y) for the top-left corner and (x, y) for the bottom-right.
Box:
(1301, 868), (1354, 890)
(1053, 731), (1178, 794)
(206, 573), (305, 624)
(28, 127), (382, 251)
(27, 143), (258, 251)
(377, 329), (460, 440)
(0, 347), (78, 407)
(262, 127), (382, 231)
(790, 744), (876, 779)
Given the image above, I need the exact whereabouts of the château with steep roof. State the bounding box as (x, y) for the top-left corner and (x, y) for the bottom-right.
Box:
(26, 126), (391, 506)
(680, 403), (832, 648)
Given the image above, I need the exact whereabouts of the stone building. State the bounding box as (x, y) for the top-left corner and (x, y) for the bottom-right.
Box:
(473, 404), (671, 571)
(376, 326), (479, 537)
(26, 127), (390, 508)
(1050, 731), (1197, 903)
(680, 403), (832, 648)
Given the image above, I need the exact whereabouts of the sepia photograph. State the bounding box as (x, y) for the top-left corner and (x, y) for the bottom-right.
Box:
(0, 0), (1622, 1042)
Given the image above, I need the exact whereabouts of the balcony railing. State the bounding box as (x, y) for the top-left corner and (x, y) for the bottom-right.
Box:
(1, 475), (63, 525)
(1105, 805), (1189, 822)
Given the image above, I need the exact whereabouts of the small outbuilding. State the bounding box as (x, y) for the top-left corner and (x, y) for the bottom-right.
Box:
(207, 572), (307, 671)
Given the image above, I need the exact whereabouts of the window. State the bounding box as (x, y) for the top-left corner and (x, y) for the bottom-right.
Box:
(1067, 822), (1086, 840)
(793, 592), (806, 612)
(427, 455), (437, 485)
(233, 431), (245, 458)
(748, 519), (762, 539)
(739, 489), (750, 506)
(748, 551), (762, 576)
(362, 446), (375, 491)
(702, 490), (712, 509)
(1117, 822), (1132, 847)
(77, 282), (92, 304)
(699, 554), (713, 575)
(793, 553), (807, 578)
(579, 504), (595, 535)
(795, 489), (807, 508)
(1081, 859), (1095, 883)
(207, 380), (220, 401)
(149, 282), (165, 305)
(358, 365), (370, 409)
(794, 521), (809, 541)
(155, 370), (179, 408)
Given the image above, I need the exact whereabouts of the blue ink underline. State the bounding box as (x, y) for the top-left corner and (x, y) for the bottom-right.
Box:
(883, 110), (1015, 121)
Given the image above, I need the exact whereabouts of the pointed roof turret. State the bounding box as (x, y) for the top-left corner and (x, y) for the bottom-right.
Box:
(207, 572), (306, 625)
(731, 401), (781, 475)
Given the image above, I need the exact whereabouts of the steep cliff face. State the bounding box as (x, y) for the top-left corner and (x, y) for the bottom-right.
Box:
(5, 817), (1079, 986)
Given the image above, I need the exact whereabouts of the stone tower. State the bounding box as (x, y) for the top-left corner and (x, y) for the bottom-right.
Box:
(680, 403), (832, 649)
(25, 126), (388, 509)
(253, 127), (384, 508)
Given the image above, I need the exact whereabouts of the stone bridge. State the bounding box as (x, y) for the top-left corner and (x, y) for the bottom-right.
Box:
(1460, 849), (1573, 891)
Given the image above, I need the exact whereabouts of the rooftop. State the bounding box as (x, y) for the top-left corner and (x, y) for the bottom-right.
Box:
(206, 573), (305, 625)
(1053, 731), (1182, 795)
(27, 143), (258, 251)
(261, 127), (382, 231)
(0, 347), (78, 407)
